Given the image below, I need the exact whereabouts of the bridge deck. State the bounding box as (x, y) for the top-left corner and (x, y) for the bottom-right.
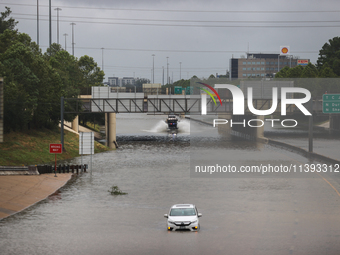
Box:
(63, 96), (306, 115)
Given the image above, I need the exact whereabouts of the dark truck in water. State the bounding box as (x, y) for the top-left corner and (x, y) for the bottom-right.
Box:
(165, 114), (178, 131)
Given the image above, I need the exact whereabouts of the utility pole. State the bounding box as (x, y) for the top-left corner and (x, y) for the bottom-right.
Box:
(49, 0), (51, 49)
(37, 0), (39, 46)
(63, 33), (68, 50)
(162, 66), (164, 86)
(179, 62), (182, 80)
(166, 57), (169, 85)
(152, 54), (155, 83)
(101, 48), (104, 71)
(54, 8), (62, 45)
(70, 23), (76, 56)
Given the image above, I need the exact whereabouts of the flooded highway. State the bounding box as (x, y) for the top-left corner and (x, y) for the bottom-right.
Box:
(1, 114), (340, 255)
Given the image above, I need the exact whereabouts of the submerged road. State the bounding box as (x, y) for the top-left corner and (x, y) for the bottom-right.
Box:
(0, 114), (340, 255)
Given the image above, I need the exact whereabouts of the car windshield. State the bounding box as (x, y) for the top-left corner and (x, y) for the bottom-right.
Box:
(170, 208), (196, 216)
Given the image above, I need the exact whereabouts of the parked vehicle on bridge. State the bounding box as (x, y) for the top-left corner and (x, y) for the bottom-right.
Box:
(164, 204), (202, 231)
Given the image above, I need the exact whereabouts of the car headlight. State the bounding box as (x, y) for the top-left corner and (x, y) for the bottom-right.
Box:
(168, 221), (175, 224)
(191, 220), (197, 224)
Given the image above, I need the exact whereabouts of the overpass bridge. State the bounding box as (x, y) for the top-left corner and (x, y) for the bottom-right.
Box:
(63, 85), (299, 115)
(60, 84), (333, 150)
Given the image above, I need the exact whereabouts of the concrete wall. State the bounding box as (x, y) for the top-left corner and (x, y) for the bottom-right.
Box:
(329, 115), (340, 132)
(0, 78), (3, 143)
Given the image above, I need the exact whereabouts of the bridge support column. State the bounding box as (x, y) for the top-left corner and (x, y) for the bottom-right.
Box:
(72, 116), (79, 133)
(329, 114), (340, 134)
(217, 113), (232, 139)
(105, 113), (117, 149)
(256, 115), (265, 141)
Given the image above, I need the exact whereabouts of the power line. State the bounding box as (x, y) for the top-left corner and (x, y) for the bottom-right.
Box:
(3, 2), (340, 13)
(13, 17), (340, 28)
(39, 45), (238, 53)
(37, 45), (318, 54)
(103, 65), (227, 70)
(12, 13), (340, 24)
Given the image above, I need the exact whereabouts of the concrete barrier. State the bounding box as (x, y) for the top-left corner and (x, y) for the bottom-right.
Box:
(0, 166), (39, 176)
(266, 138), (340, 165)
(0, 164), (88, 175)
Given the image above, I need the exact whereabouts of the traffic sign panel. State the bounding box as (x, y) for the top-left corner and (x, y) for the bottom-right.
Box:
(323, 94), (340, 113)
(49, 143), (62, 154)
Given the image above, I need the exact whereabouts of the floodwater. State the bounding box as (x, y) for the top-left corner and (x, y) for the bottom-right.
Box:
(1, 114), (340, 255)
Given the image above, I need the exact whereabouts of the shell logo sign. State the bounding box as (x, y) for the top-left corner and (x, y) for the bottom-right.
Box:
(280, 46), (290, 55)
(297, 59), (309, 66)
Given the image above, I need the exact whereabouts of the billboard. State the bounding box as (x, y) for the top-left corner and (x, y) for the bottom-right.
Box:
(297, 59), (309, 66)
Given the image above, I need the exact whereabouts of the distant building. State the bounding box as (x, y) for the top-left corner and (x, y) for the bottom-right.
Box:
(230, 53), (310, 79)
(108, 77), (119, 86)
(108, 77), (136, 87)
(143, 83), (162, 95)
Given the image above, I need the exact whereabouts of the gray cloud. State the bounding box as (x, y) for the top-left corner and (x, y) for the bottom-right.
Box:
(4, 0), (340, 82)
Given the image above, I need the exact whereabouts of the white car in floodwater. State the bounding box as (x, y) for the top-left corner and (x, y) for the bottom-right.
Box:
(164, 204), (202, 231)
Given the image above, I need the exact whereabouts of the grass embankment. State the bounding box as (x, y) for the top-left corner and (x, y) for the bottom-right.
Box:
(0, 128), (111, 166)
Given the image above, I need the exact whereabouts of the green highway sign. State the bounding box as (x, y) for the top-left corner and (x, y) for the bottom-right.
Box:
(323, 94), (340, 113)
(174, 86), (183, 95)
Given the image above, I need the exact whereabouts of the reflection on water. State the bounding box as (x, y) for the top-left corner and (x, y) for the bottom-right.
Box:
(1, 114), (340, 255)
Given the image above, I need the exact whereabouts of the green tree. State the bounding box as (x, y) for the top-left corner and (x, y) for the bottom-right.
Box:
(318, 62), (337, 78)
(46, 44), (81, 98)
(44, 43), (63, 57)
(0, 30), (63, 131)
(274, 64), (317, 78)
(301, 62), (318, 78)
(317, 36), (340, 76)
(0, 25), (108, 132)
(274, 66), (290, 78)
(286, 65), (304, 78)
(78, 55), (104, 86)
(173, 79), (190, 88)
(0, 7), (18, 33)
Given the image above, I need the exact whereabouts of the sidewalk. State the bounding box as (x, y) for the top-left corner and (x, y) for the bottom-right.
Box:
(0, 173), (73, 220)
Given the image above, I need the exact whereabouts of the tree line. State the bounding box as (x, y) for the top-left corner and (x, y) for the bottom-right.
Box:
(0, 7), (104, 132)
(273, 37), (340, 97)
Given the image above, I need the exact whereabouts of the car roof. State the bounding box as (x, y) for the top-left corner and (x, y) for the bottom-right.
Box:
(171, 204), (195, 209)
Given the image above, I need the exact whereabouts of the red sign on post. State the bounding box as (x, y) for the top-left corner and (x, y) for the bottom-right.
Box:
(49, 144), (62, 154)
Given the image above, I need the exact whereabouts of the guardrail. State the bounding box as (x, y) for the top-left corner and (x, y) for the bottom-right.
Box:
(0, 164), (88, 175)
(37, 164), (88, 174)
(0, 166), (39, 175)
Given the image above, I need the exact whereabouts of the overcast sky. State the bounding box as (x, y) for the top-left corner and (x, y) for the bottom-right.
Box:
(2, 0), (340, 83)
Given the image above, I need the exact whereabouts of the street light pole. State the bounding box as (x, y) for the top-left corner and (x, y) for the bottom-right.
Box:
(54, 8), (62, 45)
(37, 0), (39, 46)
(70, 23), (76, 56)
(152, 54), (155, 83)
(49, 0), (51, 49)
(63, 33), (68, 50)
(179, 62), (182, 80)
(166, 57), (169, 85)
(101, 48), (104, 71)
(162, 66), (164, 86)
